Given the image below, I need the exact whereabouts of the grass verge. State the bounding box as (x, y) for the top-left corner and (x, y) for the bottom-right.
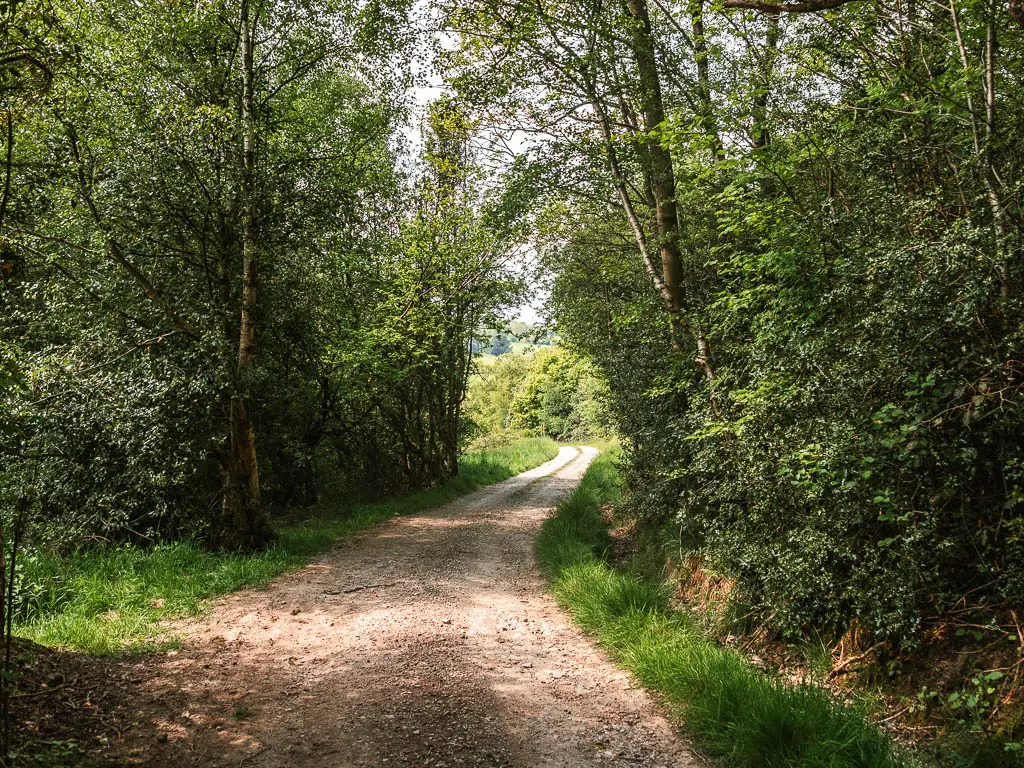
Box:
(536, 445), (905, 768)
(17, 436), (559, 655)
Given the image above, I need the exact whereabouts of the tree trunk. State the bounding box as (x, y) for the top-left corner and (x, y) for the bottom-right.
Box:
(690, 0), (724, 161)
(223, 396), (271, 549)
(951, 0), (1010, 299)
(624, 0), (713, 376)
(220, 0), (271, 550)
(982, 5), (1009, 298)
(625, 0), (684, 313)
(751, 11), (781, 151)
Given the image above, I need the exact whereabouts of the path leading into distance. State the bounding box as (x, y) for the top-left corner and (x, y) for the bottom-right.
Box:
(108, 446), (702, 767)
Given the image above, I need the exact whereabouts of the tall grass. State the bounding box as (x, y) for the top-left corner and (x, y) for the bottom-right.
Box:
(537, 446), (906, 768)
(16, 436), (559, 654)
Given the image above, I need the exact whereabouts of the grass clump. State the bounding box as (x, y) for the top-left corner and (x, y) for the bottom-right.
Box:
(16, 436), (559, 654)
(537, 446), (904, 768)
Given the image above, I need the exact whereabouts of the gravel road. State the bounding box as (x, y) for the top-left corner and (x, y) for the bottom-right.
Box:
(107, 446), (701, 768)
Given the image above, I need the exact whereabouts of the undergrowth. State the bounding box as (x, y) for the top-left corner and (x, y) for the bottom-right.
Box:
(16, 436), (560, 654)
(537, 445), (905, 768)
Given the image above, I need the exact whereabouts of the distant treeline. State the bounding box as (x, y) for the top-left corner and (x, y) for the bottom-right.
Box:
(465, 347), (614, 444)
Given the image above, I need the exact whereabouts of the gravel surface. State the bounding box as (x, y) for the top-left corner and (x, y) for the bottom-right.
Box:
(105, 446), (702, 767)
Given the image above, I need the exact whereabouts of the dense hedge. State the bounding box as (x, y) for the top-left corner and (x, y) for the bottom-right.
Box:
(544, 43), (1024, 646)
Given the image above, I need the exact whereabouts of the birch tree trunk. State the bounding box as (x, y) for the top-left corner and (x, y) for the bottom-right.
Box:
(624, 0), (714, 376)
(625, 0), (684, 314)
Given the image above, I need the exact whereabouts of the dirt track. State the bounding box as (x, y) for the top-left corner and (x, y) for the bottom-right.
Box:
(106, 446), (701, 767)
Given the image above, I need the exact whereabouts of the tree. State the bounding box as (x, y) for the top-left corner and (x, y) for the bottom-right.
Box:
(1, 0), (414, 548)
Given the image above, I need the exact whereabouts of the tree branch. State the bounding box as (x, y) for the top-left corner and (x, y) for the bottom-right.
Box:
(0, 49), (53, 88)
(722, 0), (858, 12)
